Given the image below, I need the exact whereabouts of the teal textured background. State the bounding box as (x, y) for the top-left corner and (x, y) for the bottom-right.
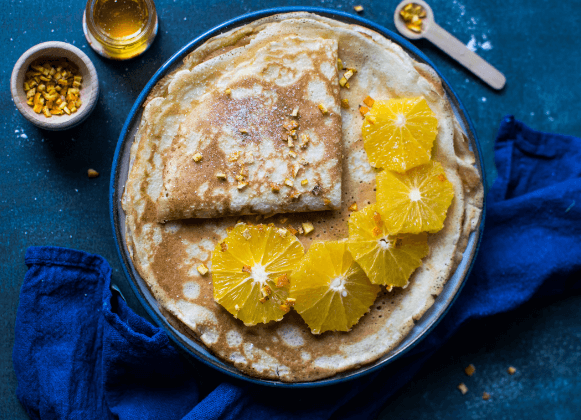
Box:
(1, 0), (580, 418)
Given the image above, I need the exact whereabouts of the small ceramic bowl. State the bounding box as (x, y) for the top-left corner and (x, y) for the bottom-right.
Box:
(10, 41), (99, 131)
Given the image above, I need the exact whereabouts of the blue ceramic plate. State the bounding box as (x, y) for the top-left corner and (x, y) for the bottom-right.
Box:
(110, 7), (486, 387)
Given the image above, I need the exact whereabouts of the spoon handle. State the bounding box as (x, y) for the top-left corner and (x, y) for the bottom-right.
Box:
(424, 22), (506, 90)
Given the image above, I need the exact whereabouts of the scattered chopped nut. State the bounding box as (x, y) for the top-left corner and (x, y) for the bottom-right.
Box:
(279, 217), (288, 224)
(400, 3), (427, 33)
(337, 58), (344, 70)
(276, 274), (290, 287)
(344, 68), (356, 80)
(348, 202), (358, 211)
(197, 264), (209, 275)
(216, 172), (227, 180)
(323, 198), (331, 206)
(271, 183), (281, 193)
(507, 366), (516, 375)
(312, 184), (322, 196)
(283, 120), (299, 131)
(482, 392), (491, 401)
(465, 364), (476, 376)
(339, 76), (349, 88)
(301, 179), (308, 186)
(363, 96), (375, 107)
(220, 242), (228, 252)
(225, 88), (231, 95)
(287, 137), (294, 148)
(284, 178), (294, 188)
(299, 158), (309, 166)
(261, 285), (272, 297)
(297, 226), (304, 234)
(277, 228), (288, 237)
(245, 152), (255, 164)
(285, 297), (296, 307)
(290, 107), (299, 117)
(359, 106), (369, 116)
(354, 5), (364, 13)
(87, 169), (99, 178)
(237, 181), (248, 190)
(458, 383), (468, 395)
(242, 265), (252, 274)
(259, 297), (269, 303)
(279, 304), (291, 313)
(366, 115), (377, 124)
(302, 222), (314, 235)
(192, 152), (203, 162)
(299, 134), (310, 148)
(288, 150), (297, 158)
(318, 103), (329, 114)
(287, 225), (298, 235)
(239, 128), (248, 134)
(242, 229), (251, 240)
(228, 151), (241, 162)
(235, 174), (245, 182)
(292, 164), (302, 178)
(341, 98), (350, 109)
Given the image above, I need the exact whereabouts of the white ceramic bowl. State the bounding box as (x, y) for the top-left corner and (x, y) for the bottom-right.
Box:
(10, 41), (99, 131)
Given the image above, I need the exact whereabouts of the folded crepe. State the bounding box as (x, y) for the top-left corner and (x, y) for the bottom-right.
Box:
(154, 35), (343, 221)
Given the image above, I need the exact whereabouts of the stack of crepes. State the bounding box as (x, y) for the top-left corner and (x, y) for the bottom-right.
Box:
(122, 12), (483, 382)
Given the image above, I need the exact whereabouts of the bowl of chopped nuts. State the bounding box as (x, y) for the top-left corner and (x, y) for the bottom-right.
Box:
(10, 41), (99, 131)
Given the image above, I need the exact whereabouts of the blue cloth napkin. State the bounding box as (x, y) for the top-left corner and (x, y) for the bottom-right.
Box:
(13, 116), (581, 420)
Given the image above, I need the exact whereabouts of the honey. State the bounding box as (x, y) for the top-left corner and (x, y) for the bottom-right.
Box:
(83, 0), (158, 60)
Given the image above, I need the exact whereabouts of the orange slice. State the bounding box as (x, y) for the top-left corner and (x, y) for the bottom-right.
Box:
(289, 241), (380, 334)
(211, 223), (304, 326)
(376, 161), (454, 233)
(362, 97), (438, 172)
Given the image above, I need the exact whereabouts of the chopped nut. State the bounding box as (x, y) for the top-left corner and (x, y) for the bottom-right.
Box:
(299, 158), (309, 166)
(277, 228), (288, 237)
(192, 152), (203, 162)
(354, 5), (364, 12)
(220, 242), (228, 252)
(318, 103), (329, 114)
(239, 128), (248, 134)
(261, 285), (272, 297)
(337, 58), (344, 70)
(301, 179), (308, 186)
(225, 88), (231, 95)
(279, 304), (291, 313)
(465, 364), (476, 377)
(237, 181), (248, 190)
(87, 169), (99, 178)
(482, 392), (491, 401)
(323, 198), (331, 206)
(283, 120), (299, 131)
(290, 107), (299, 117)
(297, 226), (304, 234)
(288, 150), (297, 159)
(287, 137), (294, 148)
(339, 76), (349, 87)
(285, 297), (296, 307)
(245, 152), (255, 164)
(311, 184), (322, 196)
(271, 183), (281, 193)
(341, 98), (350, 109)
(276, 274), (290, 287)
(259, 297), (269, 303)
(363, 96), (375, 107)
(507, 366), (516, 375)
(216, 172), (227, 180)
(284, 178), (294, 188)
(197, 264), (209, 276)
(287, 225), (298, 235)
(279, 217), (288, 224)
(302, 222), (314, 234)
(344, 69), (356, 80)
(235, 174), (245, 182)
(290, 191), (301, 200)
(239, 166), (248, 177)
(299, 134), (310, 148)
(228, 151), (241, 162)
(292, 164), (302, 178)
(242, 265), (252, 274)
(242, 229), (251, 240)
(359, 106), (369, 116)
(348, 202), (358, 211)
(458, 383), (468, 395)
(366, 115), (377, 124)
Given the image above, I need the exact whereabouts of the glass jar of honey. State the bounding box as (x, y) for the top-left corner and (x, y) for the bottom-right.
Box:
(83, 0), (158, 60)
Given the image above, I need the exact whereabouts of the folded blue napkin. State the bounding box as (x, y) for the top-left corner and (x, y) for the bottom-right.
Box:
(13, 116), (581, 420)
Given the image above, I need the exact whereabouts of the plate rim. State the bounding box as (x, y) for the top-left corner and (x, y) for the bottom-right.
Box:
(109, 6), (487, 388)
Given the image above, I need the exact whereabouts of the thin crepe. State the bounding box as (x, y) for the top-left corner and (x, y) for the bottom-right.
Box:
(122, 13), (483, 382)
